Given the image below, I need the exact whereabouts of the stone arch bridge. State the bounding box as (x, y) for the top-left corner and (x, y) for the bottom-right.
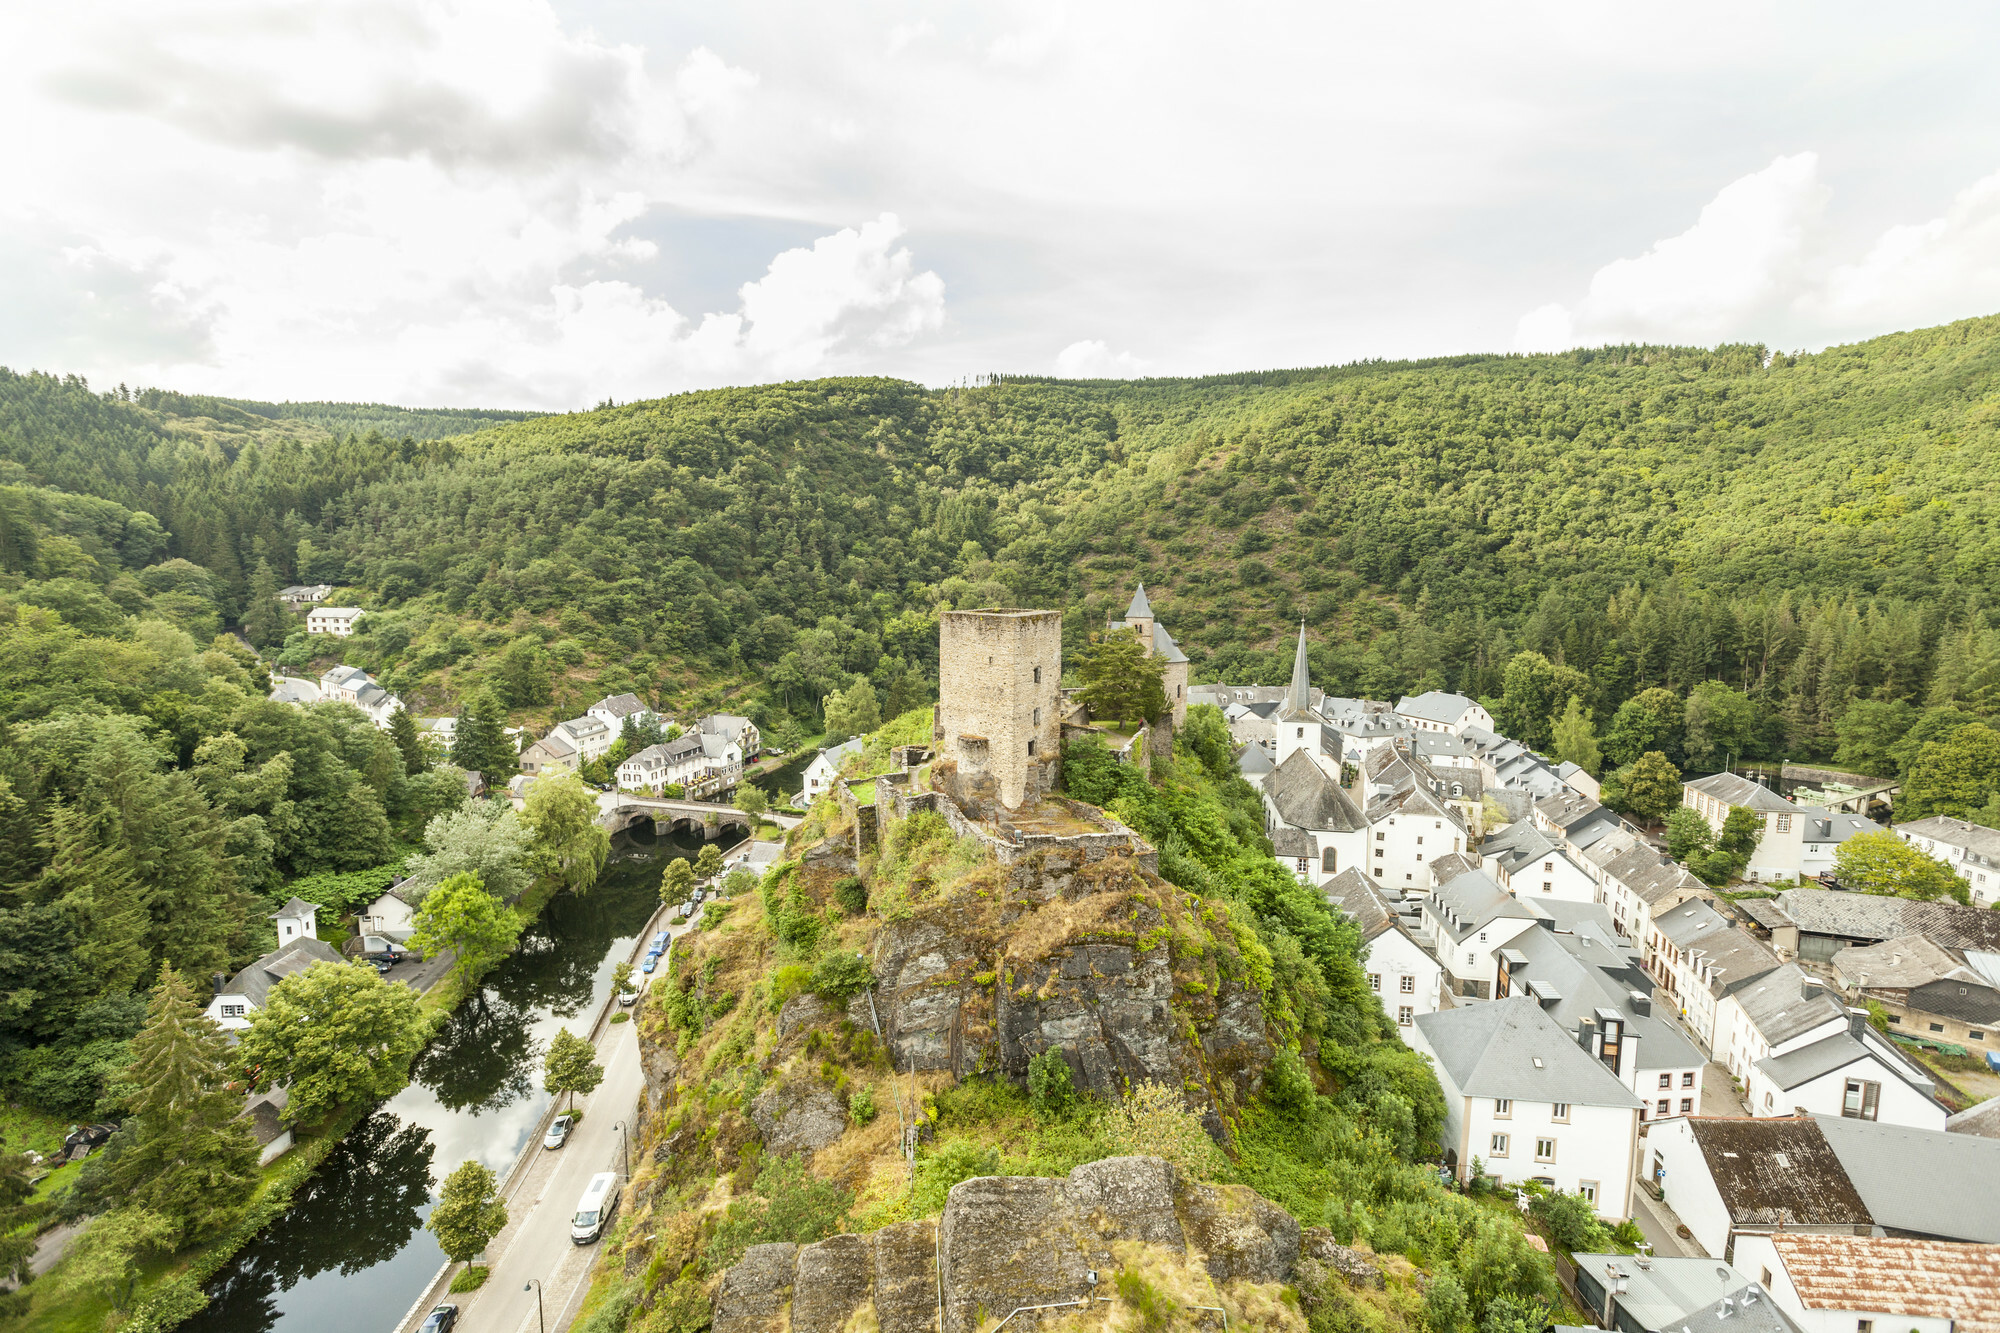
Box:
(597, 794), (754, 843)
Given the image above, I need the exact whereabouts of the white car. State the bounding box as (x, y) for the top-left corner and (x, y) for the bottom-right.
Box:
(543, 1113), (575, 1150)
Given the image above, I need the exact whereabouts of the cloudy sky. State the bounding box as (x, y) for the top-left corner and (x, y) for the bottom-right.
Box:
(6, 2), (2000, 408)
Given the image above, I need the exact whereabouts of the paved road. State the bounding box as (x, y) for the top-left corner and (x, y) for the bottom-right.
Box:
(457, 924), (686, 1333)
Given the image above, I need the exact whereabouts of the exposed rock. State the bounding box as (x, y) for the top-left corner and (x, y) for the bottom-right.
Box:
(1299, 1228), (1383, 1290)
(778, 993), (833, 1038)
(638, 1022), (681, 1114)
(713, 1157), (1303, 1333)
(749, 1081), (847, 1156)
(712, 1242), (799, 1333)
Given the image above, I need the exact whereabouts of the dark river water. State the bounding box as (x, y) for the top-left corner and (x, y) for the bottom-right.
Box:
(183, 828), (695, 1333)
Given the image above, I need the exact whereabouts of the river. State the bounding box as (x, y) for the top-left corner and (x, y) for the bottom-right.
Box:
(183, 828), (696, 1333)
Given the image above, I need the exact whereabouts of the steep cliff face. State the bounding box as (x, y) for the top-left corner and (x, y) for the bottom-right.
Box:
(712, 1158), (1308, 1333)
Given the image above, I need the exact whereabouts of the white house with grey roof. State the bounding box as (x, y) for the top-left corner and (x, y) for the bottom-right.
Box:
(1264, 749), (1369, 885)
(317, 664), (404, 730)
(803, 738), (865, 800)
(1394, 690), (1494, 737)
(1580, 826), (1708, 957)
(1480, 820), (1596, 904)
(700, 712), (761, 759)
(1408, 995), (1643, 1218)
(550, 713), (615, 764)
(1896, 815), (2000, 906)
(1682, 772), (1881, 883)
(204, 900), (345, 1032)
(586, 692), (656, 729)
(1494, 908), (1708, 1125)
(305, 605), (364, 637)
(1323, 867), (1443, 1027)
(519, 728), (579, 777)
(1571, 1253), (1805, 1333)
(1419, 867), (1542, 1000)
(1652, 897), (1784, 1056)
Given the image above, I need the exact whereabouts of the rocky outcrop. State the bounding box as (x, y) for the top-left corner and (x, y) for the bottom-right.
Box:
(1300, 1228), (1383, 1290)
(749, 1080), (848, 1156)
(713, 1220), (940, 1333)
(713, 1158), (1303, 1333)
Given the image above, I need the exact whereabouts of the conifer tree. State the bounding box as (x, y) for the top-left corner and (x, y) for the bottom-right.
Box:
(38, 796), (150, 993)
(0, 1138), (46, 1317)
(106, 966), (261, 1245)
(243, 558), (287, 649)
(389, 707), (428, 776)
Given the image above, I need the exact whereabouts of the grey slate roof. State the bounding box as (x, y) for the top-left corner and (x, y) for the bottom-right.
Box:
(1656, 899), (1783, 997)
(1910, 976), (2000, 1025)
(1948, 1096), (2000, 1139)
(1282, 624), (1314, 719)
(1755, 1034), (1887, 1091)
(1573, 1255), (1803, 1333)
(271, 897), (321, 922)
(222, 936), (346, 1009)
(1731, 964), (1845, 1047)
(1237, 743), (1274, 778)
(1267, 750), (1366, 833)
(1429, 867), (1539, 942)
(591, 692), (648, 718)
(1685, 771), (1797, 813)
(1772, 889), (2000, 953)
(1125, 584), (1154, 620)
(1833, 933), (1978, 992)
(1586, 829), (1708, 906)
(1396, 690), (1479, 726)
(1812, 1112), (2000, 1241)
(1899, 815), (2000, 869)
(1482, 820), (1566, 877)
(1322, 867), (1394, 940)
(1270, 826), (1316, 859)
(1414, 996), (1643, 1108)
(1508, 923), (1705, 1073)
(1685, 1116), (1873, 1229)
(1428, 850), (1482, 884)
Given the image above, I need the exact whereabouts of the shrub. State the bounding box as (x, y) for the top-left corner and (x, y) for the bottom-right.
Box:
(1028, 1049), (1076, 1121)
(1530, 1188), (1611, 1254)
(833, 876), (868, 915)
(910, 1139), (999, 1215)
(609, 1012), (630, 1024)
(1263, 1048), (1317, 1118)
(810, 952), (875, 1002)
(849, 1083), (877, 1125)
(703, 1155), (850, 1274)
(722, 867), (759, 898)
(449, 1266), (490, 1293)
(767, 964), (812, 1012)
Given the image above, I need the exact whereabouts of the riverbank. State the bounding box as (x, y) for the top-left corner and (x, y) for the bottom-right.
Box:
(22, 829), (709, 1332)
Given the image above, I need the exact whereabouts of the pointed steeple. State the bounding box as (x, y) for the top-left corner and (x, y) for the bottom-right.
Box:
(1284, 621), (1312, 717)
(1125, 583), (1154, 621)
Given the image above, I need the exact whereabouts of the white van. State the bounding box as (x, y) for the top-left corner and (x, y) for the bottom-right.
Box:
(570, 1171), (619, 1245)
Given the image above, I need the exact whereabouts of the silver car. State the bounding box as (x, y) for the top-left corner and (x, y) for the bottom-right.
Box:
(543, 1113), (575, 1150)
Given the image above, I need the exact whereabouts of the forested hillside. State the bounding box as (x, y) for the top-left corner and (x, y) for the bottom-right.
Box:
(5, 315), (2000, 772)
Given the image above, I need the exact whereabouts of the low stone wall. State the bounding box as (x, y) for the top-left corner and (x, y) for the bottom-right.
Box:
(886, 787), (1156, 874)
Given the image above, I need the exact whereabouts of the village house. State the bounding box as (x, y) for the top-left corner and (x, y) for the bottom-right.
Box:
(1419, 866), (1542, 1000)
(1895, 815), (2000, 906)
(1745, 887), (2000, 966)
(1831, 932), (2000, 1055)
(1580, 826), (1708, 957)
(1393, 689), (1495, 737)
(306, 605), (365, 637)
(518, 729), (578, 777)
(1532, 790), (1627, 859)
(278, 583), (333, 609)
(318, 663), (404, 730)
(205, 900), (345, 1032)
(1480, 819), (1597, 903)
(357, 879), (418, 945)
(1651, 898), (1784, 1056)
(619, 728), (744, 798)
(1323, 867), (1443, 1026)
(1408, 995), (1644, 1218)
(1106, 585), (1191, 729)
(1731, 1232), (2000, 1333)
(1649, 1114), (2000, 1261)
(550, 713), (615, 765)
(1355, 745), (1484, 844)
(1462, 726), (1570, 806)
(1571, 1254), (1805, 1333)
(803, 737), (865, 800)
(700, 712), (761, 758)
(1712, 963), (1945, 1128)
(1493, 907), (1708, 1125)
(1265, 750), (1368, 886)
(1681, 772), (1880, 883)
(586, 692), (658, 731)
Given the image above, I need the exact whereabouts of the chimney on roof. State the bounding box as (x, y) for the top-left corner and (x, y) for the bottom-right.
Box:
(1628, 991), (1652, 1017)
(212, 972), (227, 996)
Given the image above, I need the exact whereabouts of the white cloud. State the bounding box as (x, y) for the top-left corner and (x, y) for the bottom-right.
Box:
(1053, 340), (1146, 379)
(1515, 153), (1827, 350)
(1813, 169), (2000, 332)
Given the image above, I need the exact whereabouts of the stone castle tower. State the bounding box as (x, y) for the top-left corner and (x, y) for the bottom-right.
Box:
(935, 609), (1063, 810)
(1107, 584), (1190, 730)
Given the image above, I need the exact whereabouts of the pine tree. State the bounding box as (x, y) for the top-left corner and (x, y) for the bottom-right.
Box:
(243, 559), (288, 649)
(389, 707), (427, 776)
(451, 690), (514, 778)
(0, 1137), (46, 1317)
(107, 967), (261, 1245)
(38, 797), (150, 993)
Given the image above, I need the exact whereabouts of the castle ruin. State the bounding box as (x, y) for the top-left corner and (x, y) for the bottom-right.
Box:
(933, 608), (1063, 811)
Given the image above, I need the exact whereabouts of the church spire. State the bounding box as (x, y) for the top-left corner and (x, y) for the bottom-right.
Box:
(1285, 621), (1312, 717)
(1125, 583), (1154, 621)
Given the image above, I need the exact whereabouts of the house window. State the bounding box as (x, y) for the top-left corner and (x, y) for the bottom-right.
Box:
(1656, 1099), (1669, 1117)
(1858, 1322), (1873, 1333)
(1374, 847), (1384, 858)
(1658, 1074), (1672, 1090)
(1376, 831), (1385, 842)
(1416, 853), (1424, 863)
(1760, 1267), (1773, 1289)
(1551, 1103), (1570, 1122)
(1578, 1180), (1598, 1205)
(1400, 975), (1415, 993)
(1544, 861), (1554, 872)
(221, 1004), (245, 1018)
(1681, 1098), (1693, 1114)
(1465, 952), (1475, 966)
(1296, 857), (1309, 875)
(1843, 1079), (1881, 1121)
(1534, 1138), (1555, 1162)
(1542, 882), (1553, 893)
(1368, 973), (1382, 993)
(1973, 1031), (1987, 1041)
(1494, 1099), (1512, 1116)
(1931, 1022), (1946, 1033)
(1682, 1072), (1696, 1088)
(1322, 848), (1337, 873)
(1490, 1133), (1509, 1156)
(1778, 815), (1792, 832)
(1886, 1013), (1901, 1023)
(1398, 1006), (1413, 1026)
(1478, 931), (1488, 942)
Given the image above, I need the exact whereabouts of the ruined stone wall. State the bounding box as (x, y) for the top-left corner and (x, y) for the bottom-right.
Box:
(1165, 658), (1190, 729)
(936, 609), (1062, 810)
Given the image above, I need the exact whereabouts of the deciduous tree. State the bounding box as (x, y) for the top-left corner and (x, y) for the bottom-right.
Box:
(403, 801), (529, 904)
(660, 858), (695, 906)
(237, 960), (427, 1125)
(523, 771), (610, 895)
(408, 872), (522, 989)
(821, 677), (880, 743)
(426, 1160), (507, 1263)
(1835, 830), (1971, 903)
(1074, 631), (1167, 728)
(1621, 752), (1683, 824)
(693, 843), (724, 882)
(1549, 698), (1600, 777)
(1900, 723), (2000, 822)
(543, 1027), (604, 1110)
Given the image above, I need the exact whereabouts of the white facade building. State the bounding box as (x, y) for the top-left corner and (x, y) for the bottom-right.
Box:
(1323, 868), (1443, 1027)
(1681, 773), (1881, 883)
(1895, 815), (2000, 906)
(804, 738), (864, 800)
(1394, 690), (1495, 737)
(204, 900), (344, 1032)
(1419, 867), (1541, 1001)
(1409, 996), (1643, 1218)
(318, 664), (404, 730)
(306, 606), (364, 637)
(1480, 820), (1597, 904)
(1731, 1233), (1994, 1333)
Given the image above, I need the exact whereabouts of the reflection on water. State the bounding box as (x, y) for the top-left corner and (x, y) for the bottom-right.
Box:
(182, 831), (689, 1333)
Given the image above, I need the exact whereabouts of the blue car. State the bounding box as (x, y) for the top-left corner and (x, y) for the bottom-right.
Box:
(641, 955), (659, 974)
(652, 931), (669, 949)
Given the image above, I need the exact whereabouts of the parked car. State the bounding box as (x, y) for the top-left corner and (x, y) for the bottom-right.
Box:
(369, 959), (395, 975)
(618, 988), (639, 1007)
(641, 955), (659, 974)
(544, 1113), (575, 1151)
(651, 931), (669, 950)
(571, 1172), (620, 1245)
(418, 1305), (458, 1333)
